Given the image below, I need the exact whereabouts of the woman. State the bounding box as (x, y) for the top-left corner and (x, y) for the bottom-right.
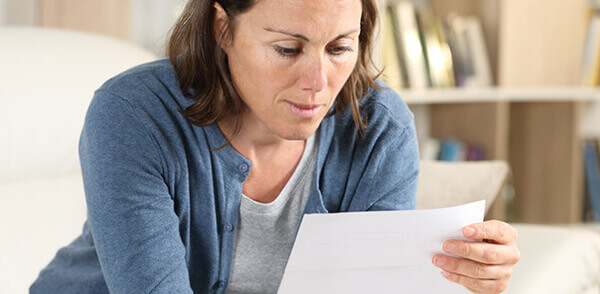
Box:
(31, 0), (519, 293)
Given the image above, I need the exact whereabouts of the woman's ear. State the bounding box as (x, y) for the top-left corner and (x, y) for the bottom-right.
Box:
(213, 2), (230, 51)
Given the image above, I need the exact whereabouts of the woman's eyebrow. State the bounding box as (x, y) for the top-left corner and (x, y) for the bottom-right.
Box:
(263, 27), (359, 42)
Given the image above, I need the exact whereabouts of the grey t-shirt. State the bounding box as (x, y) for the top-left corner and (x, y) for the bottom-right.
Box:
(227, 132), (318, 294)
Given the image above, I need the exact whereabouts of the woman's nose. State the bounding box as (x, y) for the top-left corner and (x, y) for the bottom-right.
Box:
(299, 54), (327, 93)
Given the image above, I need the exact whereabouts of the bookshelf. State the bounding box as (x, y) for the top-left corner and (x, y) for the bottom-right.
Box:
(377, 0), (594, 223)
(405, 89), (600, 223)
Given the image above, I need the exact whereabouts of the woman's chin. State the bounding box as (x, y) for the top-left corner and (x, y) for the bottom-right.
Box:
(273, 124), (320, 141)
(279, 131), (316, 141)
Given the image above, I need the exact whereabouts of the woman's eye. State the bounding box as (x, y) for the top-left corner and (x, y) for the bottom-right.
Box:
(274, 45), (353, 59)
(275, 46), (301, 58)
(327, 46), (353, 56)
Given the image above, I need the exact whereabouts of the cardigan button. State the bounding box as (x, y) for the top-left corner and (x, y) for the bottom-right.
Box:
(238, 163), (249, 172)
(216, 280), (226, 288)
(224, 224), (234, 232)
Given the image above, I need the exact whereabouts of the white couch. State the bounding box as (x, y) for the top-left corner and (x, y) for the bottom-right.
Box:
(1, 27), (600, 294)
(0, 27), (157, 294)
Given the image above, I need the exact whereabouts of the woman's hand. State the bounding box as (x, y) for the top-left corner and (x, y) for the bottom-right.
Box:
(431, 220), (520, 293)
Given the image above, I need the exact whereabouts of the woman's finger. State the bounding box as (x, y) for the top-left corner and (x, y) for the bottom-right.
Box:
(442, 240), (521, 265)
(432, 254), (513, 280)
(441, 270), (509, 294)
(463, 220), (518, 245)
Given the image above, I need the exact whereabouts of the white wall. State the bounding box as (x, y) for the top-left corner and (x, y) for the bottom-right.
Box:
(4, 0), (36, 26)
(582, 101), (600, 138)
(131, 0), (187, 57)
(0, 0), (6, 25)
(409, 104), (431, 144)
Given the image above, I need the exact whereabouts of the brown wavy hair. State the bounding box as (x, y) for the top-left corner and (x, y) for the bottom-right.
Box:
(167, 0), (380, 139)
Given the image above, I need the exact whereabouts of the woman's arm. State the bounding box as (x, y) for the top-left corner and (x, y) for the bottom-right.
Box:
(365, 120), (419, 212)
(348, 95), (419, 212)
(80, 91), (193, 293)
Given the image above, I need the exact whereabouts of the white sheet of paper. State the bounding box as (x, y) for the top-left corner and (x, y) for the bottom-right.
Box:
(278, 200), (485, 294)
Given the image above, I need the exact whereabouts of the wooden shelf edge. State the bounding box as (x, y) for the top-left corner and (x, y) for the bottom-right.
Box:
(395, 87), (600, 104)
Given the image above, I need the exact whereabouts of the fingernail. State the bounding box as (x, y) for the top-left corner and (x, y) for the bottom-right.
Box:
(444, 242), (457, 253)
(464, 226), (476, 237)
(434, 256), (446, 266)
(441, 270), (451, 278)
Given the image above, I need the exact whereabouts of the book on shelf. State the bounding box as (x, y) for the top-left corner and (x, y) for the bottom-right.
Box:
(583, 140), (600, 221)
(375, 0), (492, 91)
(415, 3), (455, 88)
(420, 137), (441, 160)
(444, 14), (492, 87)
(438, 139), (464, 161)
(581, 11), (600, 86)
(380, 5), (408, 89)
(420, 137), (485, 162)
(389, 0), (429, 89)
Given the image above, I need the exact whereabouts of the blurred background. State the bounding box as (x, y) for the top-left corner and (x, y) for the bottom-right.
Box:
(3, 1), (600, 293)
(1, 0), (600, 224)
(3, 0), (600, 225)
(0, 0), (186, 55)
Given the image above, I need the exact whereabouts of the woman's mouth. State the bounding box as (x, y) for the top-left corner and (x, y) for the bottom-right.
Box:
(284, 101), (323, 119)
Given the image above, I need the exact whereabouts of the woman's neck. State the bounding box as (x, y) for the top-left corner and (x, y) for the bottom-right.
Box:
(217, 112), (305, 163)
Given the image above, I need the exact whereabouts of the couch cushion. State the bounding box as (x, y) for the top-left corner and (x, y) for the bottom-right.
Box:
(416, 160), (508, 213)
(505, 224), (600, 294)
(0, 173), (87, 294)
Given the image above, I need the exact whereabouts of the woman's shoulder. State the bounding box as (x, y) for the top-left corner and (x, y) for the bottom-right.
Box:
(82, 59), (207, 170)
(87, 59), (196, 134)
(93, 58), (185, 108)
(324, 80), (415, 143)
(322, 80), (416, 154)
(98, 58), (176, 90)
(360, 80), (414, 130)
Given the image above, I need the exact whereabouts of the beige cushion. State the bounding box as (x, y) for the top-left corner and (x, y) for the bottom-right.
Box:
(416, 160), (509, 213)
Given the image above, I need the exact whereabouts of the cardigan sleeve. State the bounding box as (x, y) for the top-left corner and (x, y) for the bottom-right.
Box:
(79, 91), (193, 293)
(364, 120), (419, 211)
(350, 94), (420, 212)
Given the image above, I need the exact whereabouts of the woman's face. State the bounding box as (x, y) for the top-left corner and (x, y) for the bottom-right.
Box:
(221, 0), (362, 140)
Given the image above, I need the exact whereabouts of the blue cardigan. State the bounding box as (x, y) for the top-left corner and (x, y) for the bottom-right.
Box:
(30, 59), (419, 294)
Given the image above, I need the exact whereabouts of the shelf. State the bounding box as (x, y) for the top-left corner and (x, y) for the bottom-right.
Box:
(397, 87), (600, 105)
(387, 0), (591, 223)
